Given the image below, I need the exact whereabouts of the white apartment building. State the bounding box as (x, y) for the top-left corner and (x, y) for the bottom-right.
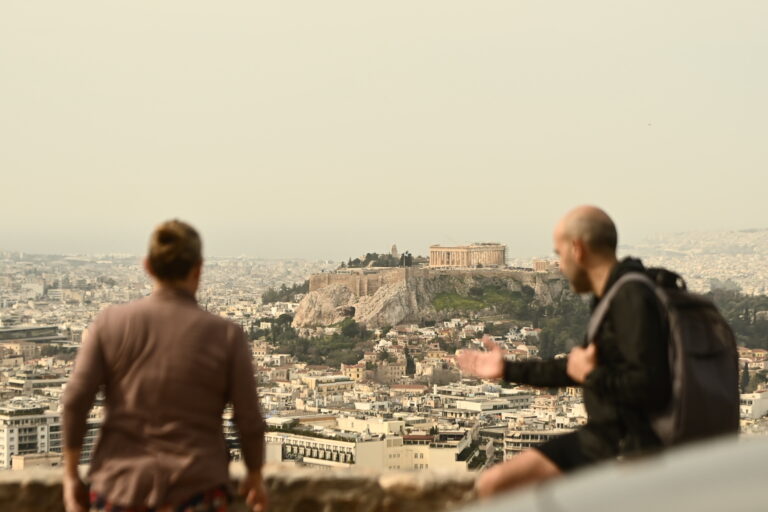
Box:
(740, 392), (768, 420)
(6, 374), (69, 396)
(265, 430), (481, 472)
(455, 396), (532, 413)
(0, 403), (60, 469)
(265, 432), (383, 470)
(0, 401), (103, 469)
(434, 396), (531, 422)
(336, 416), (405, 436)
(79, 407), (104, 463)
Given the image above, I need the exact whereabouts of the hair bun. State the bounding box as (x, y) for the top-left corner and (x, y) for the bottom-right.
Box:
(147, 220), (202, 281)
(157, 228), (180, 245)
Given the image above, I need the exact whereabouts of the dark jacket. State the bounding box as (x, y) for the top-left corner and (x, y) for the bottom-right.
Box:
(504, 257), (671, 458)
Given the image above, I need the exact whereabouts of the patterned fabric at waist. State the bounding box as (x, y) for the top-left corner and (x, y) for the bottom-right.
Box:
(88, 485), (231, 512)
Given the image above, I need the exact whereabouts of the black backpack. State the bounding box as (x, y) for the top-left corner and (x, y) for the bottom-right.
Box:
(587, 268), (740, 445)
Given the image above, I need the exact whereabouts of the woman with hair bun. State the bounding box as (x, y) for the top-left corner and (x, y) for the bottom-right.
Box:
(62, 220), (267, 512)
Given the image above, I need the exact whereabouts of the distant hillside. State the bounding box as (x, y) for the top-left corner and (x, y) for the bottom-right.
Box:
(621, 229), (768, 294)
(293, 268), (571, 329)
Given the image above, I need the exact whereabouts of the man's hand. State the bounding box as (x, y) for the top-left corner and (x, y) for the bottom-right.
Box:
(566, 343), (597, 384)
(62, 474), (89, 512)
(239, 470), (269, 512)
(456, 335), (504, 380)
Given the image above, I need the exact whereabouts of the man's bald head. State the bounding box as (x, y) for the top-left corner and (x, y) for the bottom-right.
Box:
(557, 206), (617, 256)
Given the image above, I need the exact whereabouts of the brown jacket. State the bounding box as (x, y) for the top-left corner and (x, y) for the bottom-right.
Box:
(62, 288), (265, 507)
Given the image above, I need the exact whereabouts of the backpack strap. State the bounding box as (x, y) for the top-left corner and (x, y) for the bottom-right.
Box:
(587, 272), (657, 343)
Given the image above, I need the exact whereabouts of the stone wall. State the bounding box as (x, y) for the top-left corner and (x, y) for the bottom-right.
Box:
(296, 267), (567, 329)
(308, 267), (554, 298)
(309, 269), (407, 297)
(0, 464), (477, 512)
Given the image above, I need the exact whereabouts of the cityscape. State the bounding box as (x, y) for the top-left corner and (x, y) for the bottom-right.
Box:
(1, 234), (767, 474)
(2, 1), (766, 509)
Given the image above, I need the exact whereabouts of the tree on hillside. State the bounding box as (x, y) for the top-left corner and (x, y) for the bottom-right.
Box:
(341, 319), (363, 338)
(261, 280), (309, 304)
(405, 347), (416, 376)
(342, 252), (403, 268)
(538, 331), (557, 360)
(708, 288), (768, 349)
(377, 349), (395, 363)
(741, 362), (751, 392)
(753, 370), (768, 391)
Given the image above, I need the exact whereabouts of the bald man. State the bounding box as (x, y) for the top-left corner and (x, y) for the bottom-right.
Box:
(457, 206), (671, 497)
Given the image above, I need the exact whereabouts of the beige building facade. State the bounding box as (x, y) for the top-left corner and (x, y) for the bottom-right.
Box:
(533, 259), (558, 272)
(341, 363), (367, 382)
(429, 244), (506, 268)
(300, 375), (356, 394)
(265, 431), (478, 472)
(0, 342), (39, 361)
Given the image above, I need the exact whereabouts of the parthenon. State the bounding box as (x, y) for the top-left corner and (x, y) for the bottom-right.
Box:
(428, 243), (506, 268)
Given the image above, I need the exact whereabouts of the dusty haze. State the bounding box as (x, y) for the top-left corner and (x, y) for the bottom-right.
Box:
(1, 1), (766, 259)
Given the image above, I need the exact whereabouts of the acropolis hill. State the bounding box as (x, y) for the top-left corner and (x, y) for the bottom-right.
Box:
(293, 265), (568, 329)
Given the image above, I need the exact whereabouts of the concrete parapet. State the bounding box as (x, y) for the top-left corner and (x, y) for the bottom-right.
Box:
(0, 464), (477, 512)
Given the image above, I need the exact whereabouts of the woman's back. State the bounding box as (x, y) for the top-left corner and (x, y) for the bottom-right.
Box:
(62, 220), (264, 510)
(64, 287), (263, 507)
(98, 290), (233, 439)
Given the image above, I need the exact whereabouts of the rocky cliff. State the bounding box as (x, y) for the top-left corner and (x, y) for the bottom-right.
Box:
(292, 269), (569, 329)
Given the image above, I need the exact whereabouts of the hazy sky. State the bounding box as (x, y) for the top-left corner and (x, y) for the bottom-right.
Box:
(1, 1), (766, 260)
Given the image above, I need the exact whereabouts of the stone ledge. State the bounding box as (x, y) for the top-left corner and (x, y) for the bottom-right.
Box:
(0, 464), (477, 512)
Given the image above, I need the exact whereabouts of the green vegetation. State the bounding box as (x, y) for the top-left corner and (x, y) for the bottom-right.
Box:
(255, 282), (768, 369)
(536, 293), (591, 358)
(257, 314), (373, 368)
(708, 288), (768, 350)
(438, 337), (459, 355)
(405, 347), (416, 376)
(433, 293), (486, 312)
(432, 282), (590, 358)
(261, 280), (309, 304)
(431, 282), (589, 355)
(339, 317), (363, 338)
(343, 252), (399, 268)
(249, 313), (294, 340)
(741, 362), (751, 392)
(744, 370), (768, 393)
(340, 251), (415, 269)
(433, 284), (538, 318)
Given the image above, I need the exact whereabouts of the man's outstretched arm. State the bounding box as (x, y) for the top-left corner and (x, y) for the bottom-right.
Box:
(457, 335), (578, 388)
(504, 357), (579, 388)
